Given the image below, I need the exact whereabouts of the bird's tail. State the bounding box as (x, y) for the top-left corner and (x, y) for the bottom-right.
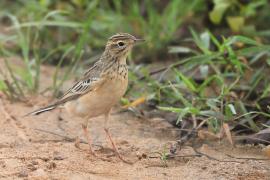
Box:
(23, 94), (80, 117)
(23, 104), (57, 117)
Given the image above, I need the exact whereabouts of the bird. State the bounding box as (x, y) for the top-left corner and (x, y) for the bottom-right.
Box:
(25, 33), (144, 163)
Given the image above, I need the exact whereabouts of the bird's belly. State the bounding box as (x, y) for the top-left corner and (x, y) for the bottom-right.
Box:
(65, 77), (128, 118)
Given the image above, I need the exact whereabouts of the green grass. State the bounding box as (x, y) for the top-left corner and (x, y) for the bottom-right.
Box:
(0, 11), (88, 98)
(128, 29), (270, 134)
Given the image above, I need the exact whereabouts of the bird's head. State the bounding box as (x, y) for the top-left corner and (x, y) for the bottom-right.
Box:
(105, 33), (144, 58)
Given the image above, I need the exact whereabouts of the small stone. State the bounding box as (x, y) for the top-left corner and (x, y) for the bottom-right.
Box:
(0, 160), (6, 168)
(262, 145), (270, 158)
(18, 169), (28, 178)
(53, 151), (65, 160)
(42, 157), (49, 162)
(141, 153), (147, 159)
(136, 152), (147, 160)
(47, 162), (56, 169)
(31, 160), (39, 165)
(32, 168), (47, 178)
(119, 140), (129, 145)
(27, 164), (37, 171)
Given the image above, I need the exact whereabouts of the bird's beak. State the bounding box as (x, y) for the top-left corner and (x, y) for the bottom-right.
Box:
(134, 38), (145, 43)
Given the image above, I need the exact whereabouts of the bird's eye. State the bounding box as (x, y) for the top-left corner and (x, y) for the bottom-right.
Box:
(117, 41), (125, 47)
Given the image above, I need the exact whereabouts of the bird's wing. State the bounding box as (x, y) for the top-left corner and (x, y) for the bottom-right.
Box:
(59, 60), (105, 100)
(24, 60), (106, 116)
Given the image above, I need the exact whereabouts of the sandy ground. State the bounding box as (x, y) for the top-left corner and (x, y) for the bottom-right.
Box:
(0, 96), (269, 180)
(0, 60), (269, 179)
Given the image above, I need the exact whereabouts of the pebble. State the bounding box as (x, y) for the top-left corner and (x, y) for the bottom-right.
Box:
(18, 169), (28, 178)
(53, 151), (65, 160)
(262, 145), (270, 158)
(32, 168), (47, 178)
(47, 161), (57, 169)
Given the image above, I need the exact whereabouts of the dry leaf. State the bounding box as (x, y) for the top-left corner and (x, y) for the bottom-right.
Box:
(198, 130), (220, 141)
(262, 145), (270, 159)
(122, 96), (146, 108)
(223, 123), (234, 146)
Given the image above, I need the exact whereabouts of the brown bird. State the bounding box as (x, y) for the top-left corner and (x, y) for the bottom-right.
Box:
(26, 33), (144, 163)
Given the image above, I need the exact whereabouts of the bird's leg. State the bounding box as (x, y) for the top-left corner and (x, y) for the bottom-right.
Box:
(82, 121), (97, 156)
(104, 111), (132, 164)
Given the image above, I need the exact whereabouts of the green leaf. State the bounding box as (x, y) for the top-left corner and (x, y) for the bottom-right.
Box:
(120, 97), (130, 106)
(226, 16), (245, 32)
(209, 0), (231, 24)
(0, 33), (17, 42)
(237, 101), (260, 132)
(198, 75), (224, 95)
(9, 20), (83, 29)
(158, 106), (200, 124)
(208, 30), (221, 49)
(260, 84), (270, 99)
(190, 28), (211, 54)
(225, 103), (236, 121)
(228, 104), (236, 115)
(174, 69), (197, 92)
(266, 59), (270, 66)
(199, 65), (209, 78)
(158, 106), (183, 113)
(227, 35), (259, 46)
(0, 80), (7, 91)
(168, 46), (195, 54)
(168, 81), (191, 107)
(237, 45), (270, 56)
(200, 31), (210, 50)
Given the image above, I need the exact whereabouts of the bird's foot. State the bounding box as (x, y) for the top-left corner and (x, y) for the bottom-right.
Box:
(104, 128), (134, 164)
(115, 152), (134, 164)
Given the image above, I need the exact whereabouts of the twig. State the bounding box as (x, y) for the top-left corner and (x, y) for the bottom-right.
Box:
(34, 128), (86, 144)
(235, 136), (270, 144)
(137, 53), (223, 81)
(191, 146), (269, 162)
(148, 154), (200, 159)
(145, 164), (167, 168)
(191, 147), (242, 163)
(34, 128), (105, 149)
(30, 139), (77, 144)
(224, 153), (269, 161)
(168, 154), (201, 159)
(138, 57), (191, 81)
(138, 66), (169, 81)
(175, 119), (208, 149)
(0, 156), (50, 161)
(176, 128), (197, 148)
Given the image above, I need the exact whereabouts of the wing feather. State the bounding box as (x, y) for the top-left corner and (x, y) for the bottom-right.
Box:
(58, 60), (104, 100)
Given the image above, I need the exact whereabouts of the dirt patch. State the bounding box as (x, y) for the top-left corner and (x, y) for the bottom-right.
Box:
(0, 96), (268, 180)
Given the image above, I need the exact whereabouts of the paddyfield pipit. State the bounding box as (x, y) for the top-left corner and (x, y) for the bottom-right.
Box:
(26, 33), (144, 163)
